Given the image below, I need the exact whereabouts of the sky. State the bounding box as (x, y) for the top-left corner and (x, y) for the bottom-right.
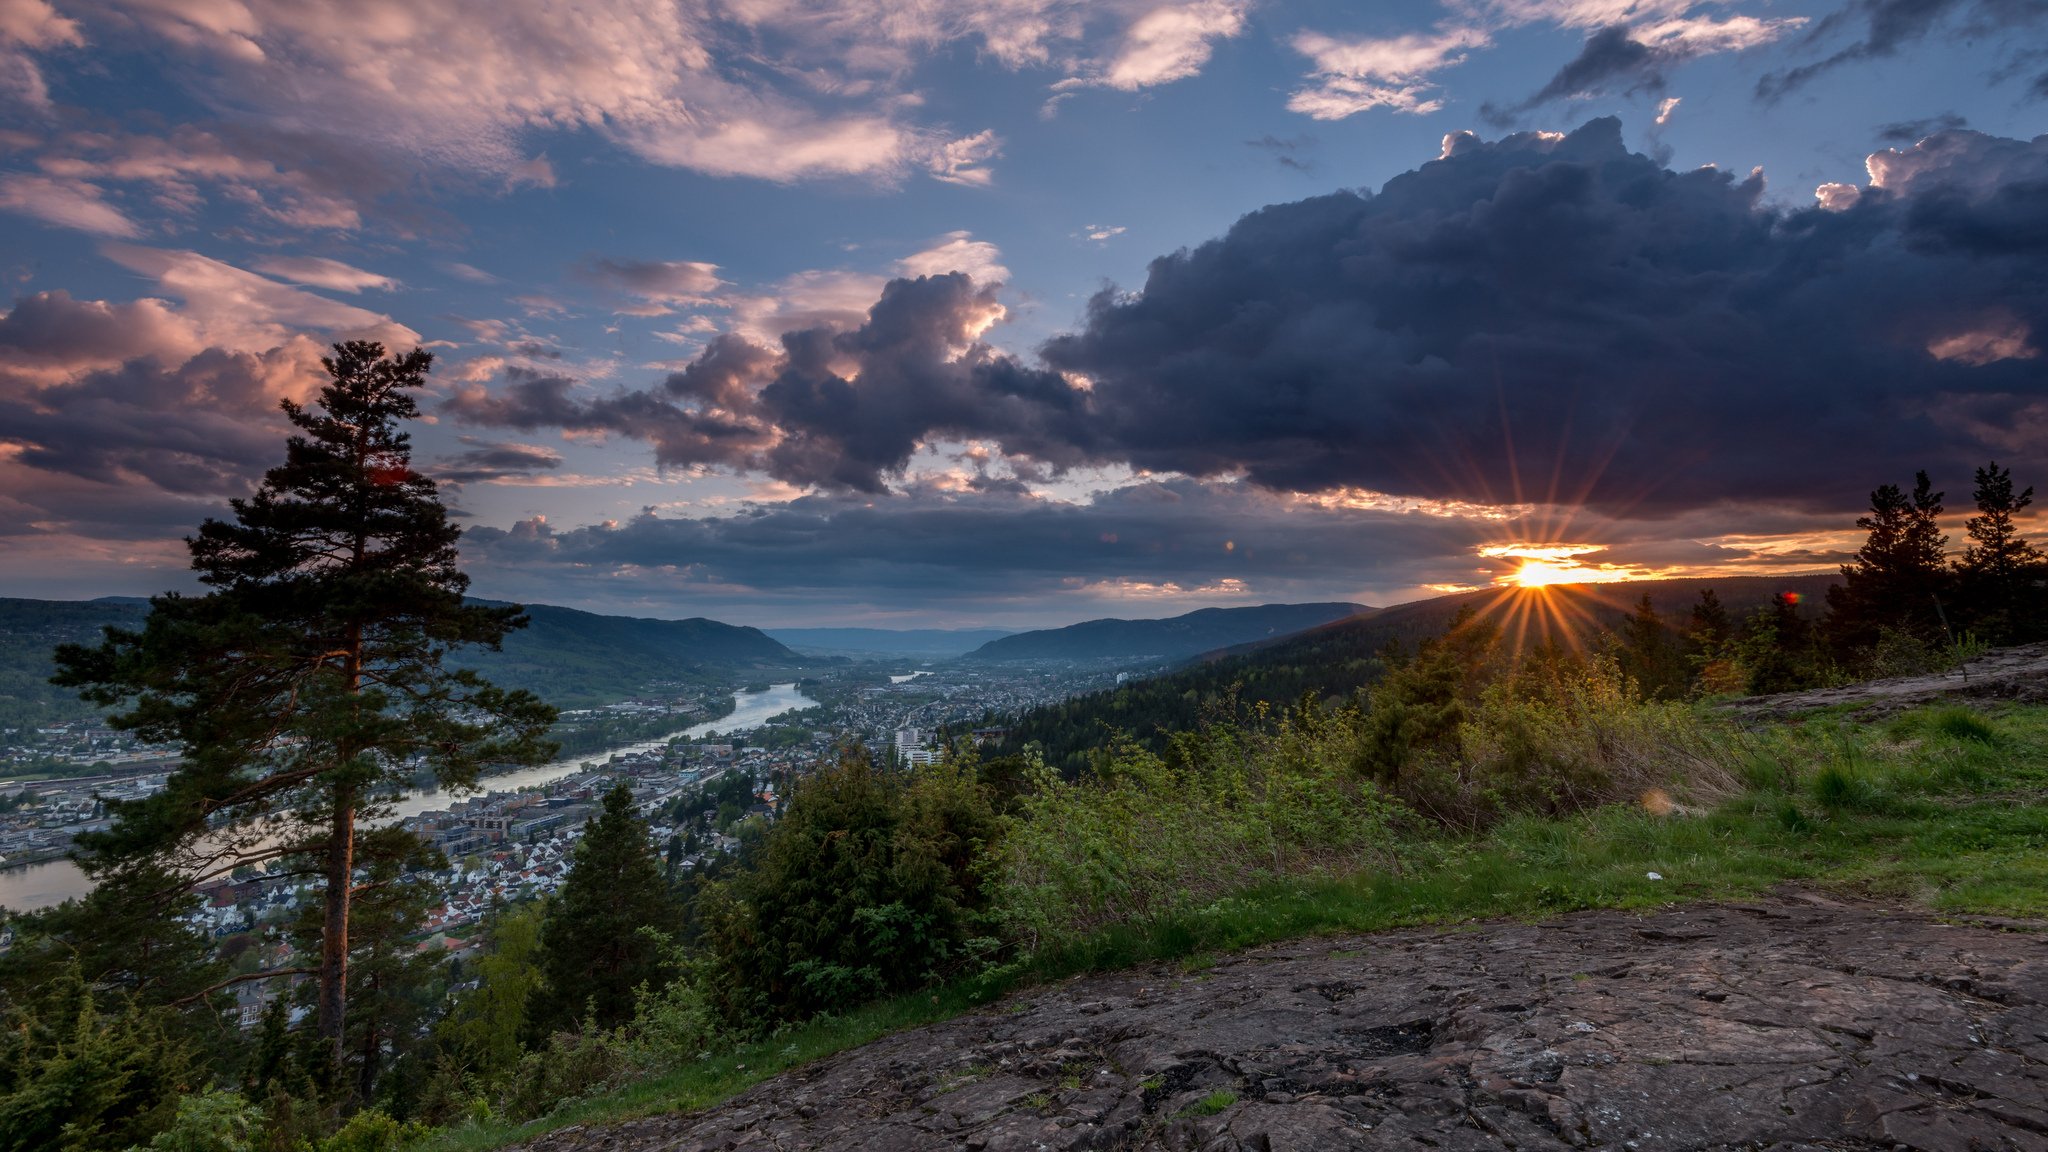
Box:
(0, 0), (2043, 628)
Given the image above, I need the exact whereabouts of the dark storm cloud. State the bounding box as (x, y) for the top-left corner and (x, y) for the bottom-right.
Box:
(1758, 0), (2048, 99)
(0, 348), (288, 495)
(430, 439), (564, 485)
(1878, 113), (1970, 142)
(459, 478), (1487, 609)
(447, 274), (1099, 492)
(445, 120), (2048, 518)
(1035, 119), (2048, 514)
(1486, 25), (1676, 123)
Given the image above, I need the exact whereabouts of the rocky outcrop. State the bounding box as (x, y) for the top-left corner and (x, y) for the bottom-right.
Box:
(1722, 642), (2048, 721)
(510, 896), (2048, 1151)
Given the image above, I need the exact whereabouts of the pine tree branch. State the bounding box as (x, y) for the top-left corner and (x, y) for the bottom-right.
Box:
(170, 966), (317, 1007)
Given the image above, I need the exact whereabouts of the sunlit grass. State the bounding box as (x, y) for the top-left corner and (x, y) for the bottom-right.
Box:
(419, 701), (2048, 1152)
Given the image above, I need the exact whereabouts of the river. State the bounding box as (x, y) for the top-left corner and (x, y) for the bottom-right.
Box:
(0, 682), (815, 912)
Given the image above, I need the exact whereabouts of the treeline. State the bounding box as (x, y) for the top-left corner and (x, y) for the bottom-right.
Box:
(1002, 462), (2047, 769)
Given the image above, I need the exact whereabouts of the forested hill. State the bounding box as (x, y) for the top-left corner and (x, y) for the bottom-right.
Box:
(963, 602), (1372, 662)
(0, 597), (809, 723)
(998, 574), (1837, 774)
(455, 601), (807, 705)
(0, 597), (151, 728)
(767, 627), (1013, 657)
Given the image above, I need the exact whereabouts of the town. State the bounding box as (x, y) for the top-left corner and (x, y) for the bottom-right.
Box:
(0, 652), (1153, 1019)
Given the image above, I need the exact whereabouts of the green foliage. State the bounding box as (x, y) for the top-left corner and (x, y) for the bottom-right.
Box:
(433, 905), (545, 1091)
(697, 749), (1001, 1026)
(998, 699), (1395, 947)
(1926, 706), (2000, 745)
(137, 1090), (262, 1152)
(529, 784), (681, 1037)
(1455, 656), (1739, 822)
(0, 960), (198, 1152)
(311, 1109), (427, 1152)
(1356, 609), (1500, 785)
(50, 341), (557, 1069)
(1179, 1090), (1236, 1117)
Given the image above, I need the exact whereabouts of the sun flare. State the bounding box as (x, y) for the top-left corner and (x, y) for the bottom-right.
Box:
(1511, 558), (1588, 587)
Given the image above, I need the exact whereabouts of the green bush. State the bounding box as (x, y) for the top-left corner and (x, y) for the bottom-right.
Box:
(995, 700), (1395, 948)
(697, 749), (1003, 1027)
(1928, 706), (2000, 745)
(136, 1090), (261, 1152)
(1455, 657), (1740, 823)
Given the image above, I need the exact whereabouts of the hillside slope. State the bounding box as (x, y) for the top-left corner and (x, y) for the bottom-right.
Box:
(504, 898), (2044, 1152)
(767, 628), (1013, 657)
(999, 574), (1837, 770)
(453, 602), (806, 705)
(0, 597), (807, 718)
(963, 603), (1372, 663)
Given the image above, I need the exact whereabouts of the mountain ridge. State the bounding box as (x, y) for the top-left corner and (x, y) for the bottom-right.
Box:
(961, 602), (1373, 663)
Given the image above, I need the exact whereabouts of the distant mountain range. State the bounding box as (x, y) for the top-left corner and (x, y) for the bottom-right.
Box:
(0, 596), (810, 723)
(998, 574), (1838, 773)
(963, 602), (1373, 663)
(461, 602), (806, 706)
(766, 627), (1014, 657)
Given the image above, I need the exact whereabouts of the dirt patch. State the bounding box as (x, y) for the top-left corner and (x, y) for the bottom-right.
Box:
(506, 896), (2048, 1151)
(1720, 641), (2048, 721)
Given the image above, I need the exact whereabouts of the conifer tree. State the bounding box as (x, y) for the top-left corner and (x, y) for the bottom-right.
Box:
(529, 783), (679, 1036)
(1826, 472), (1952, 652)
(1957, 461), (2045, 643)
(52, 342), (557, 1073)
(1616, 594), (1684, 699)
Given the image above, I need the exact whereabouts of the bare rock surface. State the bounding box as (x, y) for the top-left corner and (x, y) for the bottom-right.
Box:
(1721, 642), (2048, 720)
(507, 896), (2048, 1151)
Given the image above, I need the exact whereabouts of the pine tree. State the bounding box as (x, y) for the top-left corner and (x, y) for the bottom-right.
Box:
(52, 342), (558, 1074)
(1615, 594), (1684, 699)
(1957, 461), (2046, 643)
(529, 783), (679, 1036)
(1826, 472), (1952, 652)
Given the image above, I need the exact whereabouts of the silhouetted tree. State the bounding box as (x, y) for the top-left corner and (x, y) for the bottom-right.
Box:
(1615, 593), (1685, 699)
(51, 341), (558, 1074)
(1956, 461), (2046, 643)
(1827, 471), (1953, 653)
(529, 783), (679, 1037)
(1740, 592), (1824, 694)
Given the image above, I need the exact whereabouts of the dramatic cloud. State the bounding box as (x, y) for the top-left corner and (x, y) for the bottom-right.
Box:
(450, 474), (1866, 622)
(446, 120), (2048, 522)
(579, 258), (725, 312)
(1288, 28), (1492, 118)
(448, 272), (1094, 492)
(0, 0), (80, 108)
(0, 249), (423, 552)
(101, 245), (420, 351)
(1759, 0), (2048, 100)
(0, 0), (1255, 196)
(27, 127), (366, 233)
(250, 256), (398, 293)
(0, 173), (138, 235)
(1032, 120), (2048, 513)
(431, 439), (565, 486)
(1289, 0), (1799, 121)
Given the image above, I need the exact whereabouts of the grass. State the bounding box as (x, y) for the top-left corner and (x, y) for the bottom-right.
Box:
(418, 701), (2048, 1152)
(1177, 1090), (1237, 1118)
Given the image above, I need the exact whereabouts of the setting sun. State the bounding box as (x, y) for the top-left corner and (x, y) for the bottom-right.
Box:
(1479, 543), (1640, 589)
(1512, 558), (1589, 587)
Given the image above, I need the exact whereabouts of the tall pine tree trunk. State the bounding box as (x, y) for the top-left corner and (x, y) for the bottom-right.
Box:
(318, 782), (355, 1064)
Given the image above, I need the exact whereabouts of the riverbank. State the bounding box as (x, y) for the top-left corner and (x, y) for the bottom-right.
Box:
(0, 683), (817, 911)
